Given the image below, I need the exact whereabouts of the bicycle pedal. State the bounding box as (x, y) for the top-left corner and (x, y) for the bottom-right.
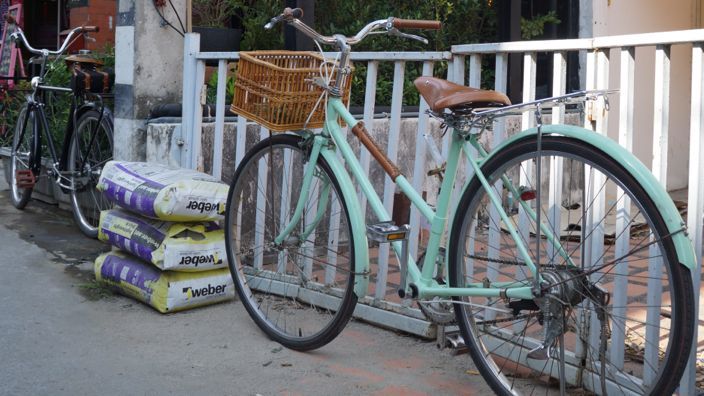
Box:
(366, 221), (409, 243)
(15, 170), (36, 189)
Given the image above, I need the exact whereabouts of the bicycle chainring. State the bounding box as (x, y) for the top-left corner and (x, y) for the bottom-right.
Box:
(416, 248), (456, 325)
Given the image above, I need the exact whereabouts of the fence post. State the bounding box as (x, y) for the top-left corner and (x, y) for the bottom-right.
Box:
(374, 60), (406, 301)
(409, 60), (434, 259)
(359, 61), (379, 219)
(180, 33), (200, 169)
(212, 59), (228, 179)
(643, 44), (671, 386)
(681, 41), (704, 396)
(190, 58), (206, 172)
(610, 46), (635, 369)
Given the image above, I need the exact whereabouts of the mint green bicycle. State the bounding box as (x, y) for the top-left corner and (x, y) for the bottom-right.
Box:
(225, 8), (696, 395)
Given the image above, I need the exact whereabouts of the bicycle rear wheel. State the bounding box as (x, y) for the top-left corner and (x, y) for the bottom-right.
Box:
(449, 135), (694, 395)
(68, 109), (114, 238)
(225, 134), (357, 351)
(9, 105), (38, 209)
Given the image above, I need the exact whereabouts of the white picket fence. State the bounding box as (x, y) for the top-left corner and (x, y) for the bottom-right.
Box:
(181, 29), (704, 392)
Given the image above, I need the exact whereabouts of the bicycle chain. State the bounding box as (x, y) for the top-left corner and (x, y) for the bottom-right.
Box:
(467, 254), (528, 266)
(467, 254), (566, 270)
(475, 312), (537, 326)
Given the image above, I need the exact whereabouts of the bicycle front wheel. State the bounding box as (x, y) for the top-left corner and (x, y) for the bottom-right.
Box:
(225, 134), (357, 351)
(68, 109), (114, 238)
(9, 105), (38, 209)
(448, 135), (694, 395)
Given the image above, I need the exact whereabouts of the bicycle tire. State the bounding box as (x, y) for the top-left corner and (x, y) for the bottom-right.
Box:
(9, 105), (38, 209)
(68, 109), (114, 238)
(448, 135), (694, 395)
(225, 134), (358, 351)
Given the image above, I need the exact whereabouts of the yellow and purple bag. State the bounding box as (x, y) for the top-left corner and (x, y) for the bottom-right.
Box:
(94, 251), (234, 313)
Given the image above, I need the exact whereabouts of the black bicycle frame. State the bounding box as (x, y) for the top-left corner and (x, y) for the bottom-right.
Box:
(15, 84), (107, 176)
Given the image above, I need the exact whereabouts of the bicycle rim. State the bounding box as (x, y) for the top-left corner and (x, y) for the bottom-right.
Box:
(449, 136), (693, 395)
(10, 105), (35, 209)
(225, 134), (357, 351)
(69, 110), (114, 238)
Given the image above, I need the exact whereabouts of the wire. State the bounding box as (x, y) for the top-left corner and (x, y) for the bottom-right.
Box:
(168, 0), (186, 33)
(152, 0), (185, 37)
(44, 32), (84, 76)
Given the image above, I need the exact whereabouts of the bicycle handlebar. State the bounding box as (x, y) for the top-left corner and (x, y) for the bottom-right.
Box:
(11, 25), (97, 57)
(266, 8), (441, 47)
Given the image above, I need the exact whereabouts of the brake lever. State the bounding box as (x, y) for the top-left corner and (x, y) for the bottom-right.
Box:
(264, 15), (284, 30)
(388, 28), (428, 45)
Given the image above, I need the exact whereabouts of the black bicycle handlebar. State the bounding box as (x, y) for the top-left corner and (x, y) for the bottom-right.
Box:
(11, 25), (96, 57)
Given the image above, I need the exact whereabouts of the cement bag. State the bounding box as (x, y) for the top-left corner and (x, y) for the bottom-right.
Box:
(98, 208), (227, 272)
(94, 251), (234, 313)
(97, 161), (227, 221)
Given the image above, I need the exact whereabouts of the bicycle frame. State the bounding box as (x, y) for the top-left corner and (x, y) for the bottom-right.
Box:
(16, 86), (72, 173)
(14, 84), (109, 184)
(274, 95), (543, 300)
(253, 25), (696, 302)
(272, 89), (698, 304)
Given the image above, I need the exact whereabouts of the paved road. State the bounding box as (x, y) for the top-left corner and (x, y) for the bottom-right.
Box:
(0, 178), (490, 395)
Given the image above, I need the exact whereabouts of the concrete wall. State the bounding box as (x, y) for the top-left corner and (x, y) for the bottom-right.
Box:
(146, 118), (434, 188)
(114, 0), (186, 162)
(583, 0), (696, 190)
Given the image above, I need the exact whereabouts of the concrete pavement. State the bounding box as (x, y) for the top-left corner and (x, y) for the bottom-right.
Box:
(0, 178), (490, 395)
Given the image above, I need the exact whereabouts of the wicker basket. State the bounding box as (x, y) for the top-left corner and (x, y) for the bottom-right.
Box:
(231, 51), (352, 132)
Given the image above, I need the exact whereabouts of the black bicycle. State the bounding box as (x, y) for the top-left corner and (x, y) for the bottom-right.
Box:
(9, 25), (114, 238)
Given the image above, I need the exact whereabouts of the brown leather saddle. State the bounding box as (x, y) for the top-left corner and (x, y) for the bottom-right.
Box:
(414, 76), (511, 112)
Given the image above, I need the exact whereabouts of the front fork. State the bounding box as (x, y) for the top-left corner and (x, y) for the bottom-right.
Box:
(273, 135), (326, 246)
(272, 134), (370, 297)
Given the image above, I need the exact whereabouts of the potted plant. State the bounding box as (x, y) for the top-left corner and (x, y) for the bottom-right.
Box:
(192, 0), (242, 54)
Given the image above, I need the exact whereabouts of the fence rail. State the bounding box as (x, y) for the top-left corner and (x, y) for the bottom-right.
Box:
(181, 28), (704, 393)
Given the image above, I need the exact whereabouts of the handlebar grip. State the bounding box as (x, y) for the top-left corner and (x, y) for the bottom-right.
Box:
(283, 7), (303, 19)
(81, 26), (99, 33)
(392, 19), (441, 30)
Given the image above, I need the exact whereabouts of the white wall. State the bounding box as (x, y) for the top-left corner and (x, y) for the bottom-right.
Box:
(585, 0), (696, 190)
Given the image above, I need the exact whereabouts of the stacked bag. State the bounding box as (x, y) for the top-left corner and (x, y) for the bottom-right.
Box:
(94, 161), (234, 313)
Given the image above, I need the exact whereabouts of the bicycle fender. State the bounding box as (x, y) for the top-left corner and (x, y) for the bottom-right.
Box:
(475, 124), (696, 270)
(76, 102), (114, 122)
(320, 148), (371, 298)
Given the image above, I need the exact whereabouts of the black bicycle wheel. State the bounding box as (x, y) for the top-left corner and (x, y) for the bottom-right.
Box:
(68, 109), (114, 238)
(9, 105), (38, 209)
(448, 135), (694, 395)
(225, 134), (358, 351)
